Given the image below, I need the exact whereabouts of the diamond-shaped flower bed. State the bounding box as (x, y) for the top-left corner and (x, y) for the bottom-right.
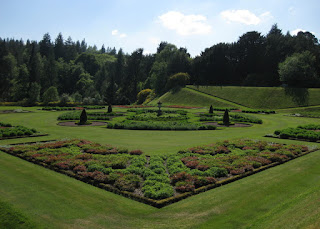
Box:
(0, 139), (317, 208)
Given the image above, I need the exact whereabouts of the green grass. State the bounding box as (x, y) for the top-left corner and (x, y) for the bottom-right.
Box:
(149, 87), (241, 108)
(188, 85), (320, 109)
(279, 105), (320, 118)
(1, 105), (320, 228)
(0, 199), (37, 229)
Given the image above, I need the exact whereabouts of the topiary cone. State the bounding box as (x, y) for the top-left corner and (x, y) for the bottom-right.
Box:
(80, 109), (88, 124)
(108, 104), (112, 113)
(223, 109), (230, 126)
(209, 105), (213, 114)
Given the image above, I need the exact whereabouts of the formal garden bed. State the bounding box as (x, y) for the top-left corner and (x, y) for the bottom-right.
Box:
(108, 108), (216, 130)
(0, 122), (44, 140)
(267, 124), (320, 142)
(0, 138), (316, 208)
(107, 120), (216, 130)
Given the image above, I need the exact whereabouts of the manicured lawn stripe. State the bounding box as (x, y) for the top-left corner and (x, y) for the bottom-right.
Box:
(188, 85), (320, 109)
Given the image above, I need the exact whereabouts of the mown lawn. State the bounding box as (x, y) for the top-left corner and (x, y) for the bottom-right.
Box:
(1, 105), (320, 228)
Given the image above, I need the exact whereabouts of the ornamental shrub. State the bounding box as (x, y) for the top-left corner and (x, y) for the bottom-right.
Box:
(223, 109), (230, 126)
(136, 89), (153, 104)
(108, 104), (112, 113)
(142, 182), (174, 199)
(209, 105), (213, 114)
(79, 109), (88, 125)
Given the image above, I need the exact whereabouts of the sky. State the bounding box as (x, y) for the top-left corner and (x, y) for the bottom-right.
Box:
(0, 0), (319, 56)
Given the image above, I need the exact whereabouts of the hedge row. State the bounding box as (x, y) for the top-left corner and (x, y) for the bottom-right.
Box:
(241, 109), (275, 114)
(57, 111), (122, 121)
(0, 122), (38, 139)
(43, 106), (105, 111)
(107, 120), (217, 130)
(274, 124), (320, 142)
(199, 113), (262, 124)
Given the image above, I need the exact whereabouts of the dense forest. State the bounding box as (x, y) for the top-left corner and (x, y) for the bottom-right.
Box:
(0, 24), (319, 105)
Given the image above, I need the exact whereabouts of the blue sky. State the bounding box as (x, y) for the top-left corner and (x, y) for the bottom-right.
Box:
(0, 0), (319, 56)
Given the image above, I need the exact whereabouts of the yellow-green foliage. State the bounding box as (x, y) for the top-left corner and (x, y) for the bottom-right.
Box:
(166, 72), (190, 90)
(137, 89), (155, 104)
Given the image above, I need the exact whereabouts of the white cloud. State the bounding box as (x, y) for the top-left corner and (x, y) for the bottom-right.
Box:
(111, 30), (127, 38)
(291, 28), (306, 36)
(119, 33), (127, 38)
(111, 29), (118, 35)
(288, 7), (296, 15)
(290, 28), (315, 36)
(260, 11), (273, 21)
(220, 10), (262, 25)
(158, 11), (212, 36)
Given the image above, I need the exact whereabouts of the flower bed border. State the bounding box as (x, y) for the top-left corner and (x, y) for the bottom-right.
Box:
(264, 134), (320, 143)
(0, 142), (318, 208)
(0, 133), (49, 141)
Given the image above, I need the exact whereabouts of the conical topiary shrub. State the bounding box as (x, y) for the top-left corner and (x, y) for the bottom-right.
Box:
(223, 109), (230, 126)
(209, 105), (213, 114)
(108, 104), (112, 113)
(79, 109), (88, 125)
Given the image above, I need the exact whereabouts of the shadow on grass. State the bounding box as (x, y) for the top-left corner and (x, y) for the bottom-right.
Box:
(284, 87), (309, 106)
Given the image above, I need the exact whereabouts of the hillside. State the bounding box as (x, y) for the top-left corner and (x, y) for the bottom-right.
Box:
(149, 87), (243, 108)
(188, 85), (320, 109)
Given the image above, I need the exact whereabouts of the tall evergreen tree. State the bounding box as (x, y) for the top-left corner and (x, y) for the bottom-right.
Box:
(54, 33), (64, 60)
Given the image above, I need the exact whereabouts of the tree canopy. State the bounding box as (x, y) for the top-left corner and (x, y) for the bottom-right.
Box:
(0, 24), (319, 104)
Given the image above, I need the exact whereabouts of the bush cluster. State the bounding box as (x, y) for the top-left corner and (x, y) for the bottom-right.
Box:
(274, 124), (320, 142)
(0, 122), (37, 139)
(142, 156), (174, 199)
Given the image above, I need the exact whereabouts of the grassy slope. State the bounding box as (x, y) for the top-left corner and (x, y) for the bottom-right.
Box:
(149, 87), (243, 108)
(188, 85), (320, 109)
(1, 149), (320, 228)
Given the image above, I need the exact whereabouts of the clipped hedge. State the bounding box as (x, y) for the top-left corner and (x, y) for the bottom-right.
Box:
(107, 120), (216, 130)
(199, 113), (262, 124)
(0, 122), (38, 140)
(273, 124), (320, 142)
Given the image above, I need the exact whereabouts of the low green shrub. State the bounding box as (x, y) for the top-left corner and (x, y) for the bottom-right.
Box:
(274, 125), (320, 142)
(107, 120), (216, 131)
(142, 182), (174, 200)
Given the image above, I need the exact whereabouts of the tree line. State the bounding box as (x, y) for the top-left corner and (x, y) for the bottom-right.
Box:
(0, 24), (319, 105)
